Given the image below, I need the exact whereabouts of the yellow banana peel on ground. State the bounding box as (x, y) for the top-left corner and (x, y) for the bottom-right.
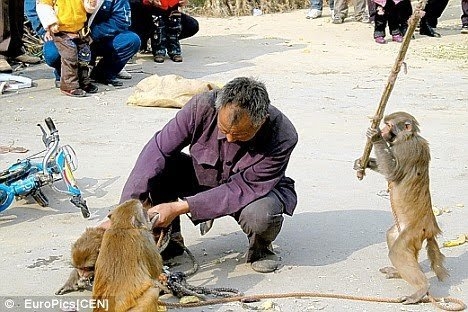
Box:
(443, 234), (467, 247)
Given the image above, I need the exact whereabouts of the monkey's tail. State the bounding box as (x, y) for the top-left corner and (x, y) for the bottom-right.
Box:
(427, 237), (449, 281)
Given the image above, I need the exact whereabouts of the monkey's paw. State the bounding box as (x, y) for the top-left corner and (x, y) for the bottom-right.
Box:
(399, 293), (426, 305)
(379, 266), (401, 279)
(366, 127), (383, 143)
(353, 158), (363, 171)
(55, 284), (80, 295)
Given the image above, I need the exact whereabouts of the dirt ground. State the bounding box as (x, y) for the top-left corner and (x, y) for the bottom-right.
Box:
(0, 1), (467, 311)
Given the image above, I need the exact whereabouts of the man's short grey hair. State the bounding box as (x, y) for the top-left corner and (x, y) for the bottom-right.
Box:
(215, 77), (270, 127)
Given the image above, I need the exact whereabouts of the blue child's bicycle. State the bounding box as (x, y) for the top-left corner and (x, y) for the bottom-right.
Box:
(0, 117), (90, 218)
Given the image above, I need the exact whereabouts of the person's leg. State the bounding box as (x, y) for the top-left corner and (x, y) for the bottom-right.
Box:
(6, 0), (40, 63)
(461, 0), (468, 31)
(353, 0), (368, 21)
(166, 10), (183, 62)
(150, 9), (168, 62)
(387, 1), (403, 41)
(76, 39), (98, 93)
(306, 0), (323, 18)
(130, 0), (150, 51)
(427, 0), (449, 27)
(145, 152), (200, 260)
(367, 0), (376, 22)
(91, 31), (140, 84)
(332, 0), (348, 23)
(397, 0), (412, 36)
(180, 13), (199, 40)
(234, 191), (284, 271)
(374, 4), (387, 43)
(420, 0), (447, 36)
(7, 0), (24, 58)
(53, 34), (82, 93)
(43, 40), (61, 86)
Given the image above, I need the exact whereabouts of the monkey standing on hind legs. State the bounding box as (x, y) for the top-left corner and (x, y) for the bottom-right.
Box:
(354, 111), (449, 304)
(92, 199), (163, 312)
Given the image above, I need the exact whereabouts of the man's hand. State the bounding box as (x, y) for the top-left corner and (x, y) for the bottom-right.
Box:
(148, 200), (190, 228)
(179, 0), (188, 6)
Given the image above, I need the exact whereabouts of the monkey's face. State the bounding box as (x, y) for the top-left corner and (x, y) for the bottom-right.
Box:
(381, 122), (396, 143)
(77, 266), (95, 279)
(72, 252), (96, 281)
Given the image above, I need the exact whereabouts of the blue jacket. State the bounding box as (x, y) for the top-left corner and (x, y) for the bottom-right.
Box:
(24, 0), (132, 41)
(24, 0), (46, 37)
(91, 0), (132, 41)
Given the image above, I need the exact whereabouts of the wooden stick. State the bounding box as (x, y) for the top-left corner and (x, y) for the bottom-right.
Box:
(356, 0), (427, 180)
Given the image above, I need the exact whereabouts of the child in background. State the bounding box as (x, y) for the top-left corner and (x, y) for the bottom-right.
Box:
(143, 0), (183, 63)
(373, 0), (412, 44)
(37, 0), (98, 96)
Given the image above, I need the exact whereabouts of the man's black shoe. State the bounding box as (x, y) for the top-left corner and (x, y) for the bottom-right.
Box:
(420, 22), (441, 37)
(82, 83), (99, 93)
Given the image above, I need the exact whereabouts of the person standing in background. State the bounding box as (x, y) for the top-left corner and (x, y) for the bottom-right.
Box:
(0, 0), (41, 73)
(306, 0), (335, 19)
(332, 0), (369, 24)
(129, 0), (199, 54)
(461, 0), (468, 33)
(419, 0), (449, 37)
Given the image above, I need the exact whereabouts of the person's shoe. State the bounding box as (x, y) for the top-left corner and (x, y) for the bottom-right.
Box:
(419, 22), (441, 37)
(355, 15), (370, 23)
(12, 53), (41, 64)
(54, 80), (61, 88)
(251, 253), (279, 273)
(154, 55), (165, 63)
(392, 34), (403, 42)
(461, 25), (468, 34)
(160, 232), (185, 261)
(82, 83), (99, 93)
(0, 58), (12, 73)
(117, 69), (132, 79)
(306, 8), (322, 19)
(359, 16), (370, 23)
(61, 88), (87, 97)
(375, 36), (386, 44)
(332, 17), (344, 24)
(170, 54), (183, 62)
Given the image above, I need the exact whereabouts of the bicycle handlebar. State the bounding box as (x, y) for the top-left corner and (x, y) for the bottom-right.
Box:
(42, 118), (59, 176)
(45, 117), (57, 134)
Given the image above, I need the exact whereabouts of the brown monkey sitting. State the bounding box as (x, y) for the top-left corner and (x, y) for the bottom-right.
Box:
(92, 199), (163, 312)
(56, 227), (105, 295)
(355, 111), (449, 304)
(56, 200), (171, 295)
